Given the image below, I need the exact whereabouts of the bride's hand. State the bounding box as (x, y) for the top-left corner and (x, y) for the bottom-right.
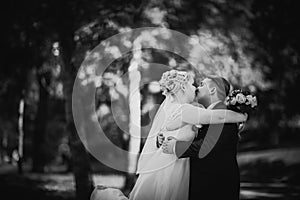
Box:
(162, 136), (177, 154)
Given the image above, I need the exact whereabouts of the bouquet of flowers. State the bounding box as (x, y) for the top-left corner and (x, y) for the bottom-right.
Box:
(225, 89), (258, 114)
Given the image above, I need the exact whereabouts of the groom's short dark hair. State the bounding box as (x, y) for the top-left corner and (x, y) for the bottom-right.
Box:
(206, 75), (230, 99)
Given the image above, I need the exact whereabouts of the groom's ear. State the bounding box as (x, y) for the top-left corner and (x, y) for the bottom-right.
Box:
(209, 87), (216, 95)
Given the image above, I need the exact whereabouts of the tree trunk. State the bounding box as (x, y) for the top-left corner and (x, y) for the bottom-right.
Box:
(55, 0), (94, 193)
(32, 74), (49, 172)
(123, 59), (142, 194)
(60, 36), (94, 200)
(128, 67), (141, 174)
(68, 119), (93, 200)
(18, 96), (25, 174)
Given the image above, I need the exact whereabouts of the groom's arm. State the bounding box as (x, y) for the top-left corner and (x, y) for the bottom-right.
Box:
(175, 139), (203, 158)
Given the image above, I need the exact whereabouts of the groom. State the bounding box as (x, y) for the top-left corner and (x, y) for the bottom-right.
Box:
(160, 76), (240, 200)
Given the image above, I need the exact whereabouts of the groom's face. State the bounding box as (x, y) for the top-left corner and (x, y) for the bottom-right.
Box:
(195, 78), (211, 102)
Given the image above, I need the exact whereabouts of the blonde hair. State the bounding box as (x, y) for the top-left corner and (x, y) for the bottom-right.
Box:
(159, 70), (192, 96)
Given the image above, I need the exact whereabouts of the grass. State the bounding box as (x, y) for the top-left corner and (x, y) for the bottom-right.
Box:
(0, 147), (299, 200)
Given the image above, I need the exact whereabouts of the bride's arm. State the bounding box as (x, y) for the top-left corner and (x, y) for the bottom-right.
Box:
(166, 104), (247, 130)
(181, 104), (247, 125)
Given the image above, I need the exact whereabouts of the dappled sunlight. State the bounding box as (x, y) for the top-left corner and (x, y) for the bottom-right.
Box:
(241, 190), (284, 199)
(238, 147), (300, 166)
(188, 29), (271, 90)
(23, 173), (75, 194)
(144, 7), (167, 26)
(22, 173), (124, 195)
(93, 174), (125, 189)
(104, 45), (122, 59)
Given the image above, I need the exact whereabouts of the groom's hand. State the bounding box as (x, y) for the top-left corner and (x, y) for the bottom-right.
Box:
(162, 136), (177, 154)
(156, 133), (165, 148)
(238, 122), (245, 131)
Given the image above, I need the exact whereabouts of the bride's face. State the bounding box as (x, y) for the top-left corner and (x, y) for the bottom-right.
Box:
(183, 78), (196, 102)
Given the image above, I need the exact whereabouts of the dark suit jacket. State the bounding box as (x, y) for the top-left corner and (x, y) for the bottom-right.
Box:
(175, 102), (240, 200)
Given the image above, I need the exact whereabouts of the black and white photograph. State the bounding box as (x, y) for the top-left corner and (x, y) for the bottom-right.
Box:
(1, 0), (300, 200)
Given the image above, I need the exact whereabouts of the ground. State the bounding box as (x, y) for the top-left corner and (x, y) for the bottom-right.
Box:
(0, 147), (299, 200)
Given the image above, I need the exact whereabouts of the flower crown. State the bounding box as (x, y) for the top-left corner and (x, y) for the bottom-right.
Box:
(159, 70), (192, 96)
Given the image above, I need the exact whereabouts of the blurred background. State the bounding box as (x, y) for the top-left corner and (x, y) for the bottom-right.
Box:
(0, 0), (300, 199)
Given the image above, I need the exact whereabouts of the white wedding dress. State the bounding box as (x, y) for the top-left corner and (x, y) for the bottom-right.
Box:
(129, 96), (196, 200)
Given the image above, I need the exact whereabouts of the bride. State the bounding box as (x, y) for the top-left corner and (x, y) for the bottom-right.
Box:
(129, 70), (247, 200)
